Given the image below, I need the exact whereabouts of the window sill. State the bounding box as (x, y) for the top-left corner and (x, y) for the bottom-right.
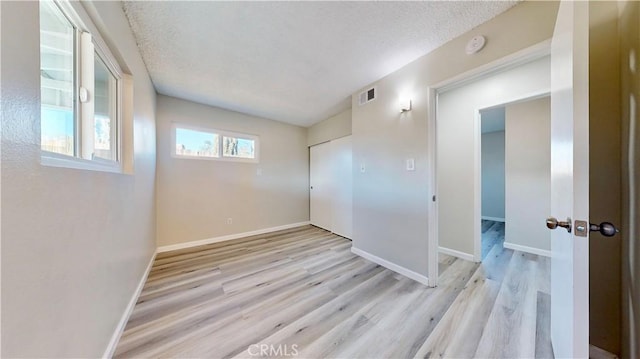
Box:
(171, 153), (259, 164)
(41, 151), (123, 174)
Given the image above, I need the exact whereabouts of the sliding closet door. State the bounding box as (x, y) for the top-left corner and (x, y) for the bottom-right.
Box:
(310, 141), (333, 231)
(331, 136), (352, 238)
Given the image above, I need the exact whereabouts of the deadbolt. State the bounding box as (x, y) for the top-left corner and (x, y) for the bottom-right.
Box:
(546, 217), (572, 233)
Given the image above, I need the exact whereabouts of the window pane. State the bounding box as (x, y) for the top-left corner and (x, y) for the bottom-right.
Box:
(222, 136), (255, 159)
(40, 0), (75, 156)
(175, 128), (219, 158)
(93, 53), (118, 161)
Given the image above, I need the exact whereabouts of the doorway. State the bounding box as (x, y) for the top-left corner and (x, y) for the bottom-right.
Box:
(477, 96), (553, 261)
(434, 55), (551, 265)
(479, 106), (506, 261)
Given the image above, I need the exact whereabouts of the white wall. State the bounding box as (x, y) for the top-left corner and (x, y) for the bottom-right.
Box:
(1, 1), (157, 357)
(351, 1), (559, 278)
(504, 96), (551, 253)
(155, 95), (309, 248)
(307, 108), (352, 146)
(437, 57), (550, 258)
(481, 130), (505, 221)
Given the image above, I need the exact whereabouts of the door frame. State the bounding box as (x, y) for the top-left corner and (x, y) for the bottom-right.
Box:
(427, 39), (552, 286)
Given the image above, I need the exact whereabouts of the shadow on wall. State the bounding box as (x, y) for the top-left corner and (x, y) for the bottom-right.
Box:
(620, 1), (640, 358)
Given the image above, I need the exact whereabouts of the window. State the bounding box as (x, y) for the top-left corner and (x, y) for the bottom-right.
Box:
(175, 127), (219, 158)
(40, 0), (123, 171)
(173, 124), (259, 163)
(222, 136), (256, 159)
(40, 0), (75, 156)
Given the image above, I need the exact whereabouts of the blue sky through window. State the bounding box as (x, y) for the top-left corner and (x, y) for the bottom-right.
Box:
(41, 107), (74, 138)
(176, 128), (217, 152)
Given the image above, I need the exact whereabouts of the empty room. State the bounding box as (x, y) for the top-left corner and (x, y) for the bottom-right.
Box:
(2, 1), (639, 358)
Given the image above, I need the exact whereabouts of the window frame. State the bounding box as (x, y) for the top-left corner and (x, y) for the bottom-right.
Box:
(40, 0), (125, 173)
(171, 123), (260, 163)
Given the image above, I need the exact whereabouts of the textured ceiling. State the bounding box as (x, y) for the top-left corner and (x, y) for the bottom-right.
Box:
(123, 1), (518, 127)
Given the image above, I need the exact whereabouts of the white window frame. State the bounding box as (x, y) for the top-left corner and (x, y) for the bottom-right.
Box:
(171, 123), (260, 163)
(40, 0), (124, 173)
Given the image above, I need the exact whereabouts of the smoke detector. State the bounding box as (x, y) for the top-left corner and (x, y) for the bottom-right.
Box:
(465, 35), (486, 55)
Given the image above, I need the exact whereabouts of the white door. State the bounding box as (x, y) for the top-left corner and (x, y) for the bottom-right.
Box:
(331, 136), (353, 239)
(310, 142), (333, 231)
(549, 1), (590, 358)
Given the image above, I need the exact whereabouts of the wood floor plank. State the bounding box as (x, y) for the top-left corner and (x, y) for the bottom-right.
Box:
(474, 252), (539, 358)
(114, 223), (552, 359)
(415, 241), (509, 358)
(536, 291), (554, 359)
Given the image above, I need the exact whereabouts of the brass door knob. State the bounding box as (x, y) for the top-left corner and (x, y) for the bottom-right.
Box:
(546, 217), (572, 233)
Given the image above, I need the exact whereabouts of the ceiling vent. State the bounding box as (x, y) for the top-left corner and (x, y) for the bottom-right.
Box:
(358, 87), (376, 106)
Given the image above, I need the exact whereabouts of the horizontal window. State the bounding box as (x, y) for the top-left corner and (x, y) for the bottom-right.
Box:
(172, 124), (259, 163)
(175, 127), (219, 158)
(222, 136), (256, 159)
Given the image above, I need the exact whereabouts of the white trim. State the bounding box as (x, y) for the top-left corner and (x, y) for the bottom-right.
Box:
(438, 246), (476, 262)
(433, 39), (552, 92)
(157, 222), (311, 253)
(503, 242), (551, 258)
(427, 88), (439, 287)
(351, 247), (430, 286)
(41, 151), (122, 174)
(589, 345), (618, 359)
(481, 216), (506, 222)
(473, 109), (482, 262)
(102, 252), (156, 359)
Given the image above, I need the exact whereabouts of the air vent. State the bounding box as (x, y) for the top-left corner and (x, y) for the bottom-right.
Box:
(358, 87), (376, 106)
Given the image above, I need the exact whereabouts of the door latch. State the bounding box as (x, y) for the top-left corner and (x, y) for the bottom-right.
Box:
(575, 220), (588, 237)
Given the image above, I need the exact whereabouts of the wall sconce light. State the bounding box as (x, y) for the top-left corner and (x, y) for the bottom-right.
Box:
(400, 98), (412, 113)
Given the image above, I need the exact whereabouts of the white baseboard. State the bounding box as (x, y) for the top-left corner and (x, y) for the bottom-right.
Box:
(438, 246), (475, 262)
(481, 216), (505, 222)
(589, 345), (618, 359)
(157, 221), (311, 253)
(103, 251), (156, 358)
(503, 242), (551, 257)
(351, 247), (429, 286)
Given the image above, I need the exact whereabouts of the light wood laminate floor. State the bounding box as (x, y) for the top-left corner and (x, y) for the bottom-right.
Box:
(115, 224), (552, 358)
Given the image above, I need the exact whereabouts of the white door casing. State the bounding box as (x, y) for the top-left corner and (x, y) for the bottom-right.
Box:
(549, 1), (590, 358)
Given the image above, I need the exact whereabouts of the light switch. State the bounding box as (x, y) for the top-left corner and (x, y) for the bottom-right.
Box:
(360, 163), (366, 173)
(406, 158), (415, 171)
(257, 168), (262, 176)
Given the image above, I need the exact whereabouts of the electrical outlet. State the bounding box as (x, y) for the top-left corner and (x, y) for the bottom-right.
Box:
(227, 218), (233, 225)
